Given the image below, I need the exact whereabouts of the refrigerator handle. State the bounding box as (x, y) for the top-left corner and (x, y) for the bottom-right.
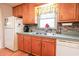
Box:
(4, 18), (7, 26)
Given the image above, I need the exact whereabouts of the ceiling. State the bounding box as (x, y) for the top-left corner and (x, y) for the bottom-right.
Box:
(6, 3), (22, 7)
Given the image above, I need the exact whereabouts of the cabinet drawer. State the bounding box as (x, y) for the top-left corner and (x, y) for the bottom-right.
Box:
(42, 37), (56, 43)
(32, 36), (41, 41)
(24, 35), (32, 38)
(18, 34), (23, 39)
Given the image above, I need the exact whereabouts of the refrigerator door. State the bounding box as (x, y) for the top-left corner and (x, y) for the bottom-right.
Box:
(5, 28), (14, 50)
(15, 18), (23, 33)
(4, 28), (18, 51)
(5, 16), (16, 29)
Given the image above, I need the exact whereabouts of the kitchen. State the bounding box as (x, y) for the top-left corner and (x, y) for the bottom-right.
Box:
(0, 3), (79, 56)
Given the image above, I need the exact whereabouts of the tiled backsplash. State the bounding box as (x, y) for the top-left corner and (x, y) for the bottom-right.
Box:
(58, 23), (79, 36)
(31, 27), (56, 33)
(24, 22), (79, 36)
(61, 26), (79, 32)
(24, 24), (56, 33)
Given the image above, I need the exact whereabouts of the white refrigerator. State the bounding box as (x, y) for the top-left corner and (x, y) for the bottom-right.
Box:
(4, 16), (23, 51)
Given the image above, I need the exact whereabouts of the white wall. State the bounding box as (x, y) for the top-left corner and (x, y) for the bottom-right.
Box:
(0, 3), (12, 17)
(0, 8), (3, 48)
(0, 3), (12, 48)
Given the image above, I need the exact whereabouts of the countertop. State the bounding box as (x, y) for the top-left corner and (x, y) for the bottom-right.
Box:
(17, 32), (79, 41)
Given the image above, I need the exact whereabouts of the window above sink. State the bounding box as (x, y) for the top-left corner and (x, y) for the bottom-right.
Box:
(35, 3), (57, 29)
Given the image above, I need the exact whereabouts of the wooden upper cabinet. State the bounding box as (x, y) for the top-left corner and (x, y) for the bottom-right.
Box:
(18, 5), (23, 17)
(28, 3), (38, 24)
(23, 4), (29, 24)
(13, 7), (17, 17)
(76, 3), (79, 21)
(23, 3), (36, 24)
(28, 3), (44, 24)
(57, 3), (77, 22)
(13, 3), (44, 24)
(13, 4), (23, 17)
(23, 3), (44, 24)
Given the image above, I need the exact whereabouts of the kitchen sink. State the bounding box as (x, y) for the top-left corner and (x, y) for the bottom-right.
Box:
(25, 32), (58, 37)
(30, 32), (56, 36)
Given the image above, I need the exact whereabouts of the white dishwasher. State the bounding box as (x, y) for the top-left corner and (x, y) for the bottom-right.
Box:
(56, 39), (79, 56)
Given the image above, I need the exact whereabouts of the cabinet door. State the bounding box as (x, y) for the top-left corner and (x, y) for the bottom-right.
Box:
(13, 7), (17, 17)
(42, 42), (56, 56)
(57, 3), (76, 22)
(23, 3), (44, 24)
(31, 36), (42, 56)
(23, 4), (29, 24)
(13, 5), (23, 17)
(17, 34), (24, 51)
(29, 3), (44, 24)
(17, 5), (23, 17)
(23, 3), (38, 24)
(42, 38), (56, 56)
(24, 35), (31, 53)
(28, 3), (36, 24)
(76, 3), (79, 22)
(13, 6), (19, 17)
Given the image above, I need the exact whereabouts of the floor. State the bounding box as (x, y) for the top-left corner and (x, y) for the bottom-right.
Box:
(0, 48), (30, 56)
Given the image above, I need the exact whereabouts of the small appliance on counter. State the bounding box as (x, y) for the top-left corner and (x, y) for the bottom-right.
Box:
(23, 25), (29, 32)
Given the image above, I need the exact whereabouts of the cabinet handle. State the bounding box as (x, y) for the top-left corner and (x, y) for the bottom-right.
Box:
(43, 46), (45, 48)
(43, 45), (45, 48)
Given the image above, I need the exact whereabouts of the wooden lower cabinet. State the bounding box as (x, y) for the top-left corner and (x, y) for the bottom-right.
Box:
(17, 34), (24, 51)
(23, 35), (31, 53)
(42, 38), (56, 56)
(18, 34), (56, 56)
(42, 41), (56, 56)
(31, 36), (42, 56)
